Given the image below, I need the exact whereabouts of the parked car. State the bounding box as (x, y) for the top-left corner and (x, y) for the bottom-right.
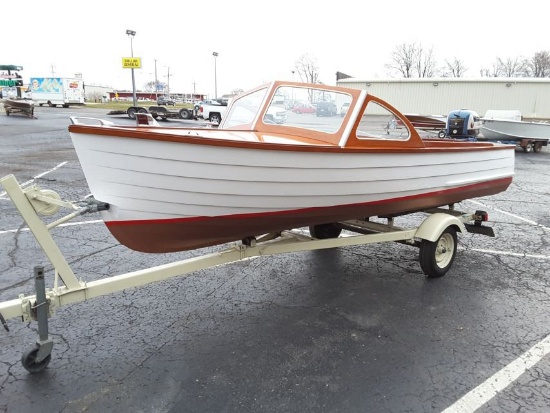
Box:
(264, 106), (287, 124)
(316, 101), (337, 117)
(291, 102), (316, 114)
(157, 96), (175, 106)
(340, 102), (350, 117)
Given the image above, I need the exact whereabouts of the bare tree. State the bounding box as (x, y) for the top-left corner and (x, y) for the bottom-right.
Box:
(87, 90), (103, 103)
(496, 57), (528, 77)
(479, 64), (501, 77)
(385, 43), (438, 78)
(295, 54), (320, 84)
(416, 46), (438, 78)
(385, 43), (417, 78)
(444, 58), (468, 77)
(525, 51), (550, 77)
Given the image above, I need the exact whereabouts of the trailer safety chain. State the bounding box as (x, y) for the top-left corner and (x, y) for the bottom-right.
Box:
(0, 311), (9, 332)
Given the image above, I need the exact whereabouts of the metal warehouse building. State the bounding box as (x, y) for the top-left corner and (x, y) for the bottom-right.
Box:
(336, 78), (550, 120)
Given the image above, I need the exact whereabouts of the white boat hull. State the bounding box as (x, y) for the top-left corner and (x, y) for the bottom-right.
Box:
(480, 118), (550, 141)
(70, 131), (514, 252)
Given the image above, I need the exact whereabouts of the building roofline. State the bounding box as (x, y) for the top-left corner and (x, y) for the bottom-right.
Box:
(338, 77), (550, 84)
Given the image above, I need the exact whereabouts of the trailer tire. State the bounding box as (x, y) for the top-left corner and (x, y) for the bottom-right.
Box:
(534, 142), (543, 153)
(523, 142), (533, 153)
(419, 227), (457, 278)
(309, 223), (342, 239)
(438, 130), (446, 138)
(127, 108), (137, 119)
(179, 109), (191, 119)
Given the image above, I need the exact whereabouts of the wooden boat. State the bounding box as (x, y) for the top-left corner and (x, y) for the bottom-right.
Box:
(68, 81), (515, 253)
(392, 113), (447, 138)
(3, 98), (35, 118)
(401, 113), (447, 129)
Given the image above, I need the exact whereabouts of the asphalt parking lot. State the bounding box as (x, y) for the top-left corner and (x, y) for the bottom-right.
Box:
(0, 106), (549, 413)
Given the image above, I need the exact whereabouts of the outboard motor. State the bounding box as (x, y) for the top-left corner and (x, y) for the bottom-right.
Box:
(446, 109), (482, 140)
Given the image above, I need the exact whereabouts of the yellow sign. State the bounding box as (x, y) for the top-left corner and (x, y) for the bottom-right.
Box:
(122, 57), (141, 69)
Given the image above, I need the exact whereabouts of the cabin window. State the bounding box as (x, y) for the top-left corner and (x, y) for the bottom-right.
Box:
(224, 87), (268, 128)
(356, 101), (410, 141)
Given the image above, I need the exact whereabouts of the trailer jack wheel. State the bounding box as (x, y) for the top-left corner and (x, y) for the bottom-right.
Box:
(419, 227), (457, 278)
(21, 345), (52, 373)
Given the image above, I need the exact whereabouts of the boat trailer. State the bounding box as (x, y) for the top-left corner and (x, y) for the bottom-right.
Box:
(0, 174), (494, 373)
(3, 99), (35, 118)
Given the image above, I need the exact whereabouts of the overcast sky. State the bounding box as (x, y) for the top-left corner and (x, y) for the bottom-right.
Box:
(4, 0), (547, 98)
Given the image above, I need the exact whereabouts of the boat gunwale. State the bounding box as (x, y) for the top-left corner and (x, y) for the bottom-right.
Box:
(68, 124), (514, 154)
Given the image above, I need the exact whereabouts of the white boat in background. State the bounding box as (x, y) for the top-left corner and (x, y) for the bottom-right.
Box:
(67, 81), (515, 253)
(480, 109), (550, 152)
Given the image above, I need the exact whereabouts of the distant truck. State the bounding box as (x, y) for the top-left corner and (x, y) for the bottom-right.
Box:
(28, 77), (85, 107)
(199, 102), (227, 124)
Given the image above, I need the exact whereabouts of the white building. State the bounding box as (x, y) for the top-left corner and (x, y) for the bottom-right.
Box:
(337, 78), (550, 120)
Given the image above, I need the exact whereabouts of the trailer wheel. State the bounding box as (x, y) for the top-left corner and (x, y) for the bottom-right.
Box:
(438, 130), (446, 138)
(127, 108), (137, 119)
(419, 227), (457, 278)
(534, 142), (543, 153)
(523, 142), (533, 153)
(179, 109), (191, 119)
(309, 223), (342, 239)
(138, 108), (148, 114)
(21, 345), (51, 373)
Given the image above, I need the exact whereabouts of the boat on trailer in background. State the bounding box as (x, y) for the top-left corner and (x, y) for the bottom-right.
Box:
(480, 109), (550, 153)
(3, 97), (35, 118)
(1, 64), (35, 118)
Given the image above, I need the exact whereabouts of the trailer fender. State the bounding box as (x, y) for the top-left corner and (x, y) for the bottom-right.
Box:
(414, 213), (466, 242)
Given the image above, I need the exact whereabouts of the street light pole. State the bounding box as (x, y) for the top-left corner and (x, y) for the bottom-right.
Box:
(154, 59), (158, 100)
(212, 52), (219, 99)
(126, 29), (137, 107)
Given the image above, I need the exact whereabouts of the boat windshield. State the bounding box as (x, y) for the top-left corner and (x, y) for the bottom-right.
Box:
(223, 85), (352, 135)
(223, 87), (269, 128)
(266, 86), (351, 134)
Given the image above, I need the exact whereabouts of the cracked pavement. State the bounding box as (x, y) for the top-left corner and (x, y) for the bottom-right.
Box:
(0, 107), (549, 412)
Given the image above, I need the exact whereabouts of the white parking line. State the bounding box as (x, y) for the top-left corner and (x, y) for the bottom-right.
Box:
(467, 199), (550, 230)
(0, 161), (68, 198)
(0, 220), (102, 235)
(442, 334), (550, 412)
(460, 247), (550, 260)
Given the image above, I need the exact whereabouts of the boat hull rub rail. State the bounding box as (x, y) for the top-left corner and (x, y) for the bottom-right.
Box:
(0, 173), (494, 372)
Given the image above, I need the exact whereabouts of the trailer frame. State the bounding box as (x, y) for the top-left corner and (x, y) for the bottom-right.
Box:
(0, 173), (494, 373)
